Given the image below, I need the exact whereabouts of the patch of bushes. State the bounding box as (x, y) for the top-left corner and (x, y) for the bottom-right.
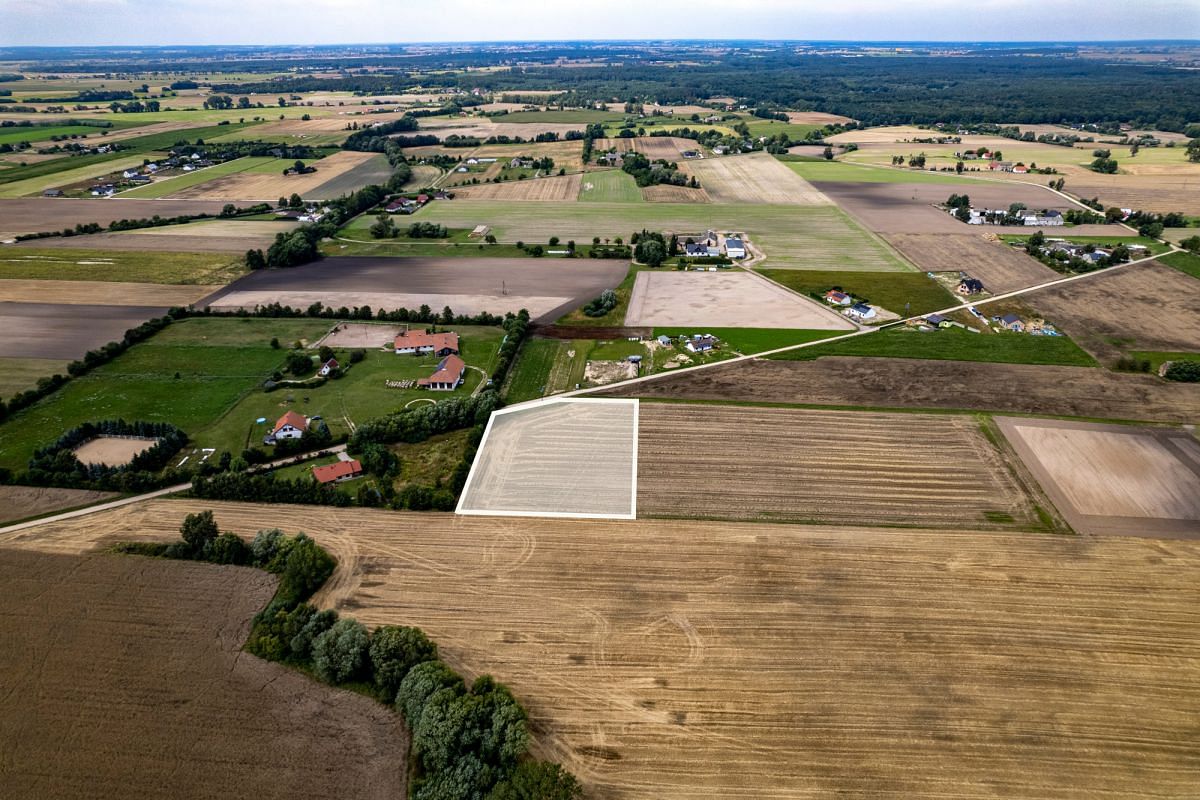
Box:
(582, 289), (618, 317)
(1164, 360), (1200, 382)
(1114, 356), (1152, 373)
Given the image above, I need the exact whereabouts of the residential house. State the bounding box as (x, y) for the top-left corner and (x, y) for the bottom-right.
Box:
(998, 313), (1025, 332)
(685, 334), (717, 353)
(385, 199), (410, 213)
(313, 459), (363, 484)
(845, 303), (877, 321)
(42, 188), (63, 198)
(465, 157), (480, 165)
(418, 354), (466, 390)
(394, 330), (460, 356)
(1013, 164), (1029, 174)
(925, 313), (947, 327)
(128, 174), (152, 184)
(122, 168), (140, 179)
(824, 290), (852, 306)
(510, 157), (535, 169)
(318, 358), (339, 377)
(270, 411), (308, 442)
(956, 277), (985, 295)
(684, 242), (709, 257)
(656, 335), (672, 346)
(724, 238), (746, 259)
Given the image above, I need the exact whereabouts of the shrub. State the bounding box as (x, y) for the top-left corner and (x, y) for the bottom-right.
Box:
(180, 510), (219, 555)
(1164, 360), (1200, 382)
(206, 532), (250, 565)
(276, 534), (336, 606)
(312, 618), (370, 684)
(486, 761), (584, 800)
(370, 625), (439, 701)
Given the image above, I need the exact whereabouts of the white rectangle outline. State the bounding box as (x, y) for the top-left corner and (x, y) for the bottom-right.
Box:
(456, 397), (639, 520)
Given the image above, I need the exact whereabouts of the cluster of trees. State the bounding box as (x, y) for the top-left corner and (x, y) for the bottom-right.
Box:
(632, 229), (669, 267)
(342, 114), (421, 153)
(1114, 356), (1154, 373)
(1025, 230), (1131, 273)
(19, 420), (188, 492)
(351, 392), (501, 450)
(190, 470), (353, 506)
(620, 151), (696, 188)
(184, 300), (512, 328)
(1164, 360), (1200, 383)
(1186, 139), (1200, 163)
(108, 99), (160, 113)
(1089, 150), (1119, 174)
(582, 289), (619, 317)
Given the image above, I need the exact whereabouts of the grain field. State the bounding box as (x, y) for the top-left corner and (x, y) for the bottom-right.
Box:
(681, 152), (830, 205)
(453, 173), (583, 202)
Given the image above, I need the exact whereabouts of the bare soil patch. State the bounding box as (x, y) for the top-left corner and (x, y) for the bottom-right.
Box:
(884, 233), (1059, 293)
(1024, 260), (1200, 362)
(641, 184), (711, 203)
(204, 256), (627, 324)
(314, 321), (403, 349)
(605, 356), (1200, 423)
(73, 435), (157, 467)
(0, 549), (408, 800)
(0, 485), (116, 523)
(15, 229), (275, 254)
(998, 417), (1200, 537)
(11, 500), (1200, 800)
(0, 198), (232, 239)
(453, 173), (582, 202)
(681, 152), (830, 205)
(638, 404), (1041, 529)
(594, 138), (636, 154)
(625, 270), (856, 329)
(0, 302), (169, 359)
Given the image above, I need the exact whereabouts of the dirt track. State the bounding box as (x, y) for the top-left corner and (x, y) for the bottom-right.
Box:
(6, 499), (1200, 800)
(0, 548), (408, 800)
(603, 356), (1200, 423)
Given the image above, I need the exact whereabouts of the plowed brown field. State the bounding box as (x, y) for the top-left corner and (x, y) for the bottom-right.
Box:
(637, 404), (1042, 528)
(170, 151), (379, 201)
(884, 233), (1059, 292)
(7, 499), (1200, 800)
(0, 547), (408, 800)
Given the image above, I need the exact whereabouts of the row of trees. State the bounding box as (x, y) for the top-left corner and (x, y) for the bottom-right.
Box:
(19, 419), (188, 492)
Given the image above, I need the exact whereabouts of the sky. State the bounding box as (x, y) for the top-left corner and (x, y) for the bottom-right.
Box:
(1, 0), (1198, 47)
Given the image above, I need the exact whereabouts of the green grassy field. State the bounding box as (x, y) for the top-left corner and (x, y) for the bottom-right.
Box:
(652, 327), (841, 354)
(781, 159), (980, 184)
(998, 233), (1172, 255)
(0, 248), (245, 284)
(578, 169), (643, 202)
(741, 118), (824, 139)
(495, 109), (623, 125)
(1126, 350), (1200, 372)
(0, 357), (71, 398)
(557, 263), (641, 327)
(118, 156), (277, 198)
(416, 201), (910, 271)
(0, 125), (114, 146)
(758, 269), (956, 316)
(769, 326), (1097, 366)
(503, 338), (562, 403)
(0, 318), (504, 471)
(1159, 250), (1200, 279)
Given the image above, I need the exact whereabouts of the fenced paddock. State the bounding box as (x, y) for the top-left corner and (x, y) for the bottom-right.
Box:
(457, 398), (638, 519)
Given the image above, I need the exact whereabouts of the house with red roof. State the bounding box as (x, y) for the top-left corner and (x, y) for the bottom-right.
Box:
(269, 411), (308, 443)
(313, 459), (363, 484)
(418, 355), (466, 391)
(394, 330), (460, 356)
(318, 358), (339, 377)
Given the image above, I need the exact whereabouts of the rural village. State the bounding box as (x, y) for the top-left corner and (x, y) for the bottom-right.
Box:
(0, 34), (1198, 800)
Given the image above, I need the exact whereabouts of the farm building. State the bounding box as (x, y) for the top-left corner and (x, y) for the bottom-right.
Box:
(685, 334), (717, 353)
(957, 278), (985, 295)
(313, 459), (364, 484)
(724, 238), (747, 259)
(394, 331), (460, 356)
(318, 358), (339, 377)
(269, 411), (308, 443)
(1019, 210), (1064, 227)
(42, 188), (63, 197)
(845, 303), (878, 321)
(469, 225), (491, 239)
(824, 290), (852, 306)
(419, 355), (466, 391)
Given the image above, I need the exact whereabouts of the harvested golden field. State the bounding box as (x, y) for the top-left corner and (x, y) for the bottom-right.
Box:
(997, 417), (1200, 538)
(594, 137), (636, 154)
(0, 548), (408, 800)
(8, 499), (1200, 800)
(169, 151), (379, 201)
(0, 485), (116, 524)
(641, 184), (710, 203)
(453, 172), (583, 201)
(786, 111), (856, 125)
(681, 152), (830, 205)
(637, 404), (1045, 529)
(0, 278), (214, 306)
(884, 232), (1059, 293)
(1060, 175), (1200, 215)
(251, 111), (409, 134)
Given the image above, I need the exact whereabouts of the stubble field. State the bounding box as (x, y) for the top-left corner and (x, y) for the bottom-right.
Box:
(0, 485), (116, 523)
(0, 548), (408, 800)
(169, 151), (381, 201)
(680, 152), (830, 205)
(453, 172), (583, 201)
(7, 499), (1200, 800)
(637, 404), (1043, 529)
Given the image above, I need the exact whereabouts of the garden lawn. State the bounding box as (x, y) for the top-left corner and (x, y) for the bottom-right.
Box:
(757, 269), (957, 316)
(770, 326), (1097, 366)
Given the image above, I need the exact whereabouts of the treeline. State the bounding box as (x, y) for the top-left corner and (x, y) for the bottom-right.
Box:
(185, 299), (515, 328)
(17, 419), (188, 492)
(120, 514), (582, 800)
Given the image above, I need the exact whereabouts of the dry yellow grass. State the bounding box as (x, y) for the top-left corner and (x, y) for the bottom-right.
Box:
(640, 184), (711, 203)
(681, 152), (831, 205)
(0, 279), (213, 306)
(6, 498), (1200, 800)
(453, 173), (583, 202)
(170, 151), (378, 201)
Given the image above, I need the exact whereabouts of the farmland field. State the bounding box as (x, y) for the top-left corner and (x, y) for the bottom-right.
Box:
(1057, 175), (1200, 215)
(0, 485), (116, 523)
(0, 153), (161, 198)
(0, 198), (233, 239)
(11, 499), (1200, 800)
(637, 404), (1047, 529)
(883, 233), (1060, 292)
(1020, 260), (1200, 363)
(0, 280), (213, 306)
(308, 153), (393, 199)
(458, 399), (638, 518)
(0, 302), (171, 361)
(607, 355), (1200, 423)
(0, 548), (408, 800)
(640, 184), (710, 203)
(415, 201), (912, 270)
(117, 156), (278, 198)
(633, 136), (696, 160)
(578, 169), (643, 202)
(0, 247), (245, 284)
(757, 268), (955, 316)
(1159, 251), (1200, 280)
(680, 152), (830, 205)
(168, 151), (380, 201)
(783, 159), (978, 184)
(625, 271), (856, 329)
(453, 173), (582, 201)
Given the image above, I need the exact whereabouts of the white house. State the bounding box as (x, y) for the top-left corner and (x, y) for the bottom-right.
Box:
(685, 334), (717, 353)
(394, 331), (460, 356)
(418, 355), (466, 391)
(318, 358), (339, 377)
(271, 411), (308, 441)
(724, 238), (746, 259)
(845, 303), (877, 321)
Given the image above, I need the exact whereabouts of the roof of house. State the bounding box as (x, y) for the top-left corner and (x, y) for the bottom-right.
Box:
(959, 278), (984, 290)
(1001, 313), (1022, 325)
(725, 238), (745, 248)
(321, 358), (338, 370)
(825, 290), (849, 299)
(313, 459), (362, 484)
(851, 303), (873, 314)
(419, 354), (466, 386)
(394, 330), (460, 351)
(927, 313), (946, 325)
(273, 410), (308, 434)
